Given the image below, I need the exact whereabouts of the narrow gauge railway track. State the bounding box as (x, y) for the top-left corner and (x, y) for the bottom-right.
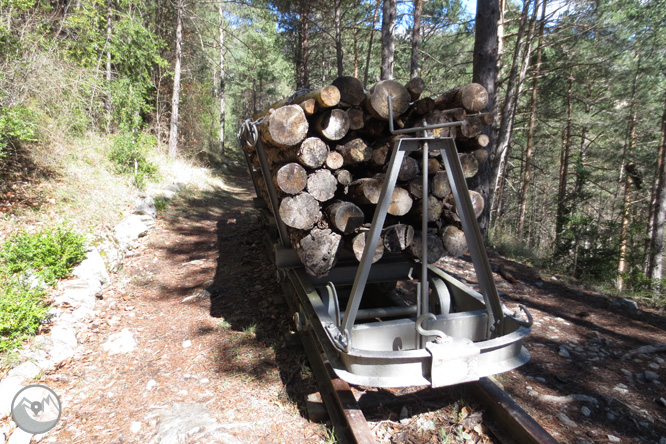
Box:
(295, 320), (559, 444)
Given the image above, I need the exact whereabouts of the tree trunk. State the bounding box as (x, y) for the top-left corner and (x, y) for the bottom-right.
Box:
(646, 95), (666, 292)
(167, 0), (183, 158)
(410, 0), (423, 79)
(364, 0), (381, 86)
(105, 0), (113, 132)
(218, 5), (226, 155)
(334, 0), (343, 77)
(517, 0), (547, 239)
(554, 72), (573, 251)
(380, 0), (396, 80)
(471, 0), (499, 238)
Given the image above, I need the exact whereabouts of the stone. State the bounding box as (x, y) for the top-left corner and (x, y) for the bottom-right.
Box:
(132, 195), (157, 218)
(649, 363), (660, 370)
(559, 347), (571, 358)
(657, 397), (666, 408)
(535, 281), (544, 287)
(645, 371), (659, 381)
(607, 435), (621, 443)
(20, 271), (47, 291)
(613, 384), (628, 395)
(55, 279), (101, 310)
(556, 413), (577, 428)
(146, 380), (157, 390)
(0, 377), (24, 418)
(72, 307), (95, 321)
(72, 248), (109, 285)
(90, 231), (125, 273)
(130, 422), (142, 433)
(153, 403), (241, 444)
(102, 328), (137, 355)
(659, 437), (666, 444)
(611, 297), (638, 312)
(182, 340), (192, 348)
(7, 429), (33, 444)
(8, 361), (41, 380)
(620, 369), (632, 377)
(49, 325), (77, 364)
(581, 406), (591, 416)
(114, 215), (152, 249)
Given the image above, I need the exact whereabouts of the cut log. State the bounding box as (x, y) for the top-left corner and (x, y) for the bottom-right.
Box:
(420, 110), (453, 138)
(456, 134), (489, 150)
(325, 151), (344, 170)
(338, 138), (372, 165)
(326, 201), (365, 234)
(441, 225), (468, 257)
(346, 107), (365, 130)
(431, 171), (451, 198)
(349, 176), (383, 205)
(275, 163), (307, 195)
(332, 76), (366, 107)
(297, 137), (330, 169)
(259, 105), (309, 149)
(307, 169), (338, 202)
(313, 108), (350, 141)
(412, 97), (435, 116)
(387, 187), (413, 216)
(460, 116), (483, 139)
(371, 143), (390, 168)
(428, 158), (441, 175)
(459, 153), (479, 178)
(406, 232), (446, 264)
(472, 147), (489, 164)
(366, 80), (411, 121)
(405, 77), (426, 101)
(297, 228), (341, 277)
(407, 177), (423, 199)
(446, 190), (485, 219)
(299, 98), (318, 116)
(413, 195), (443, 222)
(434, 83), (488, 113)
(279, 193), (321, 230)
(291, 85), (341, 108)
(334, 169), (353, 186)
(383, 224), (414, 252)
(352, 231), (384, 263)
(398, 155), (420, 182)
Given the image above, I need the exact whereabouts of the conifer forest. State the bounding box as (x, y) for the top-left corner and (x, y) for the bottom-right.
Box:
(1, 0), (666, 302)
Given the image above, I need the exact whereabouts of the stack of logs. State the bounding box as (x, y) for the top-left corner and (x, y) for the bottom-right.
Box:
(243, 76), (491, 277)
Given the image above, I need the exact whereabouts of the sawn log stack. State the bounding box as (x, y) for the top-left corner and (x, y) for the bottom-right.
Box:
(243, 76), (491, 277)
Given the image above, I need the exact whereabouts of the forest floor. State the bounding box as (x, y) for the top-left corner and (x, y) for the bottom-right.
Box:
(2, 164), (666, 444)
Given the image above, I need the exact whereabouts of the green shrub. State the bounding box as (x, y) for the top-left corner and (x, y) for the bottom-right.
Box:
(0, 277), (48, 353)
(0, 105), (39, 157)
(109, 130), (159, 189)
(0, 224), (87, 286)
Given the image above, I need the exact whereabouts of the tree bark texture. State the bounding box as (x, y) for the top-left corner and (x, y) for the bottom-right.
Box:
(167, 0), (183, 158)
(380, 0), (396, 80)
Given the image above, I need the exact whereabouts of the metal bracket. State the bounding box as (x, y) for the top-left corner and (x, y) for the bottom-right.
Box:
(427, 338), (480, 387)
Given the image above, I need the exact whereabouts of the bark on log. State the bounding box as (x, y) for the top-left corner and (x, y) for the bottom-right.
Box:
(352, 231), (385, 263)
(405, 77), (426, 101)
(291, 85), (341, 108)
(259, 105), (309, 149)
(412, 97), (435, 115)
(406, 232), (446, 264)
(275, 163), (307, 195)
(420, 110), (453, 138)
(327, 201), (365, 234)
(297, 228), (341, 277)
(350, 176), (383, 205)
(366, 80), (411, 120)
(325, 151), (344, 170)
(298, 137), (329, 169)
(460, 116), (483, 139)
(434, 83), (488, 112)
(346, 107), (365, 130)
(472, 147), (489, 164)
(307, 169), (338, 202)
(338, 138), (372, 164)
(383, 223), (414, 252)
(279, 192), (321, 230)
(332, 76), (366, 107)
(441, 225), (468, 257)
(313, 108), (350, 141)
(428, 158), (441, 175)
(371, 142), (390, 168)
(431, 171), (451, 198)
(407, 177), (423, 199)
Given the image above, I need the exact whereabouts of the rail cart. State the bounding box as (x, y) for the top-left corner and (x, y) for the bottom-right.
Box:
(238, 98), (532, 388)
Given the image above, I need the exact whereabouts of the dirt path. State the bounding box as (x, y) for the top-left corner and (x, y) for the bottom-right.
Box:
(37, 168), (327, 443)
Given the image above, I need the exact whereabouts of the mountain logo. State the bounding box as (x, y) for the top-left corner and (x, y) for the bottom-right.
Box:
(11, 384), (62, 434)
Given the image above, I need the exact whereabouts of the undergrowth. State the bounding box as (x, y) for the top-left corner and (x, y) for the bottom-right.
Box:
(0, 224), (87, 353)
